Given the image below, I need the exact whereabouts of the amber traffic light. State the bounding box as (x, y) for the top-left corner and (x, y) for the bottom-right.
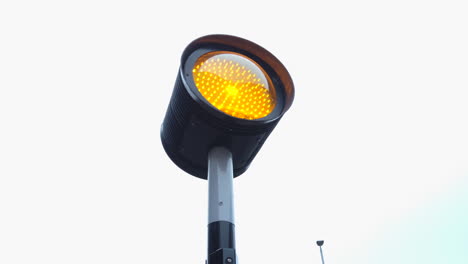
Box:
(192, 51), (276, 120)
(161, 35), (294, 179)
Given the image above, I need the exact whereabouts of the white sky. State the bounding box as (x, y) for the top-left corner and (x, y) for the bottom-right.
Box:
(1, 1), (467, 263)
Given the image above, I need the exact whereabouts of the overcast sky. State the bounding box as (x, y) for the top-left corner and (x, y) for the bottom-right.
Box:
(1, 1), (467, 263)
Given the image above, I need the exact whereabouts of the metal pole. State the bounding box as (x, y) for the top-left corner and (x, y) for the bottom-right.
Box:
(207, 147), (236, 264)
(208, 147), (234, 224)
(319, 246), (325, 264)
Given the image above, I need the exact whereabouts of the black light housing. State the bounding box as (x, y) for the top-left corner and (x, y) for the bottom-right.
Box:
(161, 34), (295, 179)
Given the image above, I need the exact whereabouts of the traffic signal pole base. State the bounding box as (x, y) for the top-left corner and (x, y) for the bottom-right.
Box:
(207, 147), (236, 264)
(208, 248), (236, 264)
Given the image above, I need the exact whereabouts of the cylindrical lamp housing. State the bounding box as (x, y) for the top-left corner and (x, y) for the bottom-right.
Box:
(161, 35), (294, 179)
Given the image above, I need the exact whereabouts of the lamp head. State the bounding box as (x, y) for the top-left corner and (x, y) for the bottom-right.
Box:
(161, 35), (295, 179)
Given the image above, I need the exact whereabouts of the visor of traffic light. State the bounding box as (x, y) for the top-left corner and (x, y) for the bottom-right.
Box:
(161, 35), (295, 179)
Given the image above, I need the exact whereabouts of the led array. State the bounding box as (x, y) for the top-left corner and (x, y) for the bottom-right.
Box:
(192, 52), (276, 120)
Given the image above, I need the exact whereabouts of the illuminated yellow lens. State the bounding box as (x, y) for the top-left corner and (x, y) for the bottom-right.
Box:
(192, 52), (276, 120)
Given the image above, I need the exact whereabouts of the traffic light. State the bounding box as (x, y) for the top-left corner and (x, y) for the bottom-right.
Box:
(161, 34), (294, 179)
(161, 34), (295, 264)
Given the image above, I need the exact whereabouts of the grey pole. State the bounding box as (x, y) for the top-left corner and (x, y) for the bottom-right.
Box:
(319, 246), (325, 264)
(207, 147), (236, 264)
(208, 147), (234, 224)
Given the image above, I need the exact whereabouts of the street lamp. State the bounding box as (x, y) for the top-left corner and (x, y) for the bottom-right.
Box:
(161, 34), (295, 264)
(316, 240), (325, 264)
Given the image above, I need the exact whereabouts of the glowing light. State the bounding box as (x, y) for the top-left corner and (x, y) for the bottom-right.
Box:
(192, 52), (276, 120)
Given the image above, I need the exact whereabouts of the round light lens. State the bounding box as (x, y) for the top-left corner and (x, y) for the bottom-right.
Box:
(192, 52), (276, 120)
